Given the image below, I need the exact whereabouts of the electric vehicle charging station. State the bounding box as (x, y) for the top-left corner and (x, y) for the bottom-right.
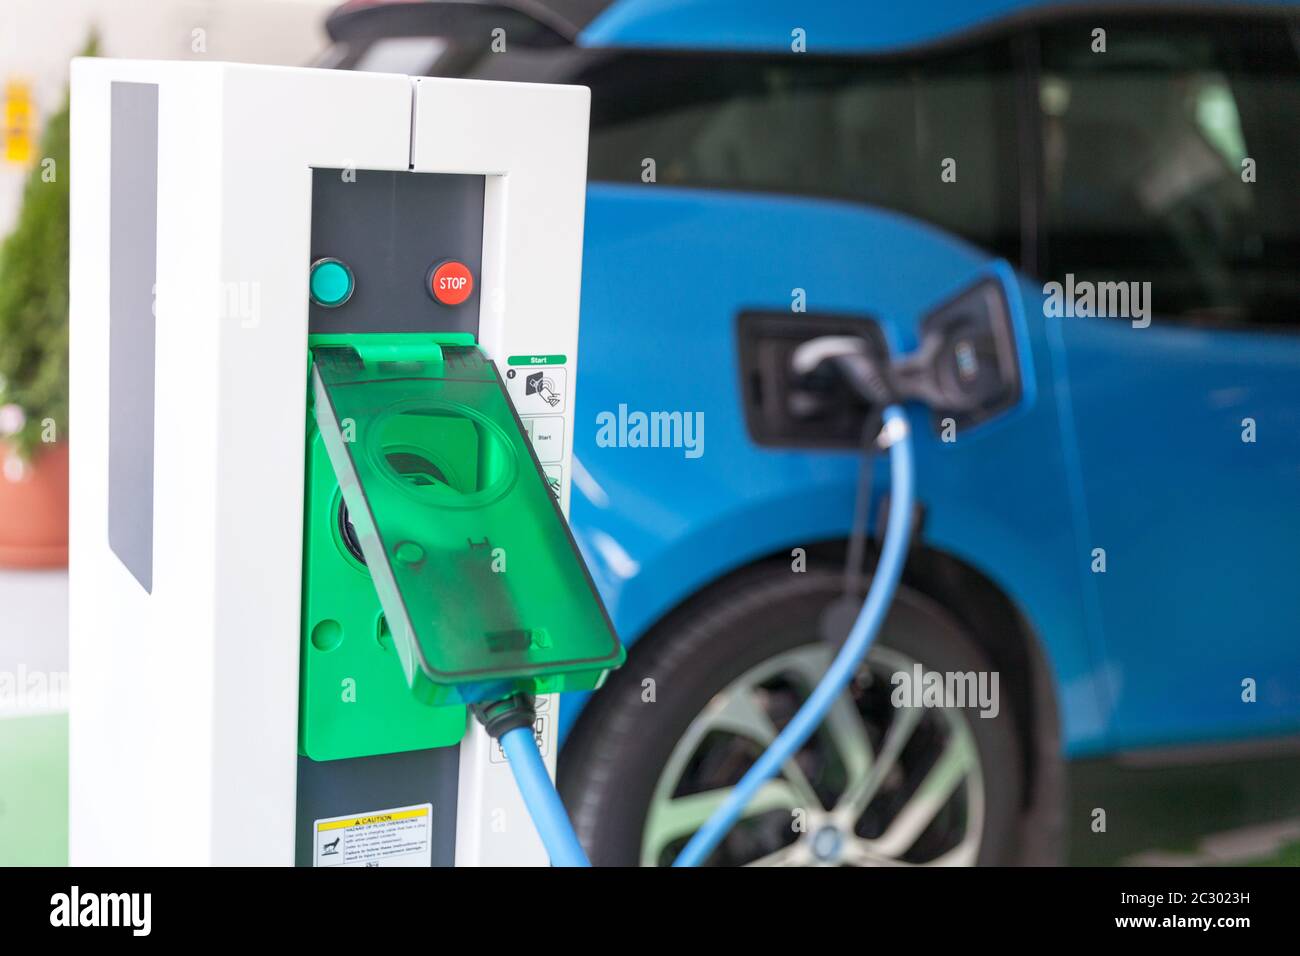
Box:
(67, 58), (620, 866)
(66, 56), (1024, 869)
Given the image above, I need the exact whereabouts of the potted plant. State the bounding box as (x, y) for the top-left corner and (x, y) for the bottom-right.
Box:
(0, 77), (71, 568)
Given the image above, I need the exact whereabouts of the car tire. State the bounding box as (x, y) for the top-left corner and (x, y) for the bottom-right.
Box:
(558, 561), (1024, 866)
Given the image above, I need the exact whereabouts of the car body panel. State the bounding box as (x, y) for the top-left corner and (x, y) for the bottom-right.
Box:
(580, 0), (1300, 54)
(1052, 311), (1300, 748)
(562, 185), (1114, 756)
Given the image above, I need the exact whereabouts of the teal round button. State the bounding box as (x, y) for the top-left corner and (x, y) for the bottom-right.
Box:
(309, 258), (354, 308)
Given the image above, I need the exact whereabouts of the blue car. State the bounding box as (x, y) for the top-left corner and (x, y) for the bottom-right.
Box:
(324, 0), (1300, 865)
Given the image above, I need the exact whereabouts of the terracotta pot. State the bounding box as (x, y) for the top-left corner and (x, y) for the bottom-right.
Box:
(0, 441), (69, 569)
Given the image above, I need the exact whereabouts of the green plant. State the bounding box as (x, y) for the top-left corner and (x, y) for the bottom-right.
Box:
(0, 52), (83, 460)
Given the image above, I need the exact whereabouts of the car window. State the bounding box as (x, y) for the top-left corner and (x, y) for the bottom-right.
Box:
(580, 45), (1021, 263)
(1038, 16), (1300, 327)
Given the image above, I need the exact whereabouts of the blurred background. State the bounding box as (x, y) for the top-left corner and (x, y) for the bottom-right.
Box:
(0, 0), (334, 232)
(0, 0), (336, 865)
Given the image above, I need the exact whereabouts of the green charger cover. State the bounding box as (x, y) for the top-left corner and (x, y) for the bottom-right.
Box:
(310, 341), (624, 707)
(299, 422), (468, 760)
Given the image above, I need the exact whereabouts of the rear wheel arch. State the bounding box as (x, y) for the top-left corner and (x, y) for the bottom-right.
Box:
(563, 541), (1064, 863)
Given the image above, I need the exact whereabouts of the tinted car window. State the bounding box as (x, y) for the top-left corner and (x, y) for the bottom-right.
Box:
(580, 45), (1020, 262)
(1038, 16), (1300, 326)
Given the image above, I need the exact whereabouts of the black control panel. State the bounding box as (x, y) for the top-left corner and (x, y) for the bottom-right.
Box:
(308, 169), (486, 336)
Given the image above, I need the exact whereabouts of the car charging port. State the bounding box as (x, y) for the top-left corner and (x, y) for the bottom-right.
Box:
(737, 312), (890, 448)
(781, 278), (1022, 440)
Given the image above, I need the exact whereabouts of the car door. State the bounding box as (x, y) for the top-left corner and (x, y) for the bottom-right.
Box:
(1035, 12), (1300, 747)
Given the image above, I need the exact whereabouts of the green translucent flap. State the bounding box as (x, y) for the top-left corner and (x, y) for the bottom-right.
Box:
(310, 342), (624, 706)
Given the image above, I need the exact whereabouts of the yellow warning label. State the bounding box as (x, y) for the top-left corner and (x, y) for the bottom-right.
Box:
(317, 806), (429, 832)
(314, 803), (432, 867)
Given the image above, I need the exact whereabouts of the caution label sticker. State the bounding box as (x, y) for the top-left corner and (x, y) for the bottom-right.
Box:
(314, 804), (432, 867)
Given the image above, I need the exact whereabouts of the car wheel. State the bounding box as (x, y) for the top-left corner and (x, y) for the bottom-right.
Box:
(558, 562), (1024, 866)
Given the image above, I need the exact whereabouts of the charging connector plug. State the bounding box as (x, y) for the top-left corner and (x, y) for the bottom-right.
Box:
(470, 692), (536, 740)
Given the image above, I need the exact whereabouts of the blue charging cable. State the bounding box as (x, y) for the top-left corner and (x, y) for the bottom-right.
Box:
(672, 405), (914, 867)
(487, 405), (912, 868)
(500, 724), (592, 867)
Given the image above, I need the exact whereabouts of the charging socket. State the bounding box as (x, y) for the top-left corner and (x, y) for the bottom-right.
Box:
(738, 312), (890, 448)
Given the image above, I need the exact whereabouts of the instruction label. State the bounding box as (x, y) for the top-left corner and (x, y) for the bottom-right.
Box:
(314, 804), (432, 867)
(505, 365), (567, 415)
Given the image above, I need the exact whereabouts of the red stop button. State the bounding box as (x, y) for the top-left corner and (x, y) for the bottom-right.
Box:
(428, 259), (474, 306)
